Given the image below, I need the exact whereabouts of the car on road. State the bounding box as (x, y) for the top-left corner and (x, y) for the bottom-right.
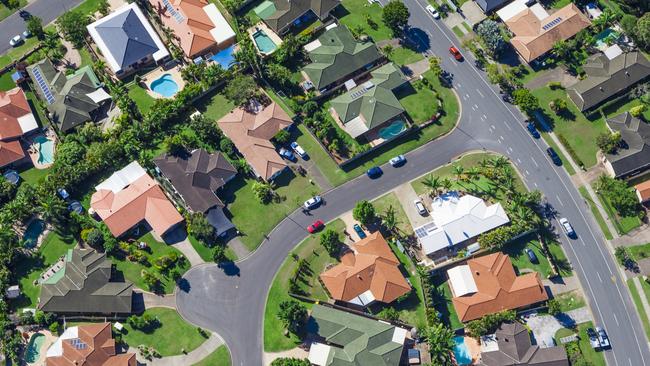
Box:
(414, 199), (427, 215)
(389, 155), (406, 167)
(303, 195), (322, 210)
(9, 35), (22, 47)
(19, 10), (30, 19)
(587, 328), (600, 349)
(526, 122), (540, 138)
(353, 224), (367, 239)
(290, 142), (307, 159)
(596, 327), (610, 349)
(524, 248), (539, 263)
(426, 5), (440, 18)
(449, 46), (463, 61)
(279, 147), (296, 162)
(546, 147), (562, 165)
(559, 217), (575, 237)
(307, 220), (325, 234)
(367, 166), (383, 179)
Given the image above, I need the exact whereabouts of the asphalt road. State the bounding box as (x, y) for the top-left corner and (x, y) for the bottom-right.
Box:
(0, 0), (83, 55)
(177, 1), (650, 365)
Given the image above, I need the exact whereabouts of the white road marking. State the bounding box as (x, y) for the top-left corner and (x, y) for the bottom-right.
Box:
(534, 182), (538, 188)
(473, 104), (479, 110)
(465, 93), (470, 99)
(499, 135), (504, 141)
(517, 158), (521, 163)
(531, 157), (539, 168)
(476, 89), (484, 98)
(449, 56), (457, 63)
(614, 313), (620, 327)
(457, 83), (462, 88)
(491, 124), (496, 129)
(580, 238), (586, 246)
(525, 169), (529, 175)
(462, 95), (467, 101)
(508, 147), (513, 153)
(483, 114), (487, 120)
(556, 194), (564, 206)
(597, 272), (603, 283)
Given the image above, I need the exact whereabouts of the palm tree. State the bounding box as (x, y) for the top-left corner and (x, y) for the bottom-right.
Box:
(424, 322), (455, 366)
(490, 156), (509, 170)
(452, 165), (465, 182)
(41, 31), (62, 61)
(551, 40), (571, 62)
(467, 167), (481, 181)
(382, 205), (401, 236)
(593, 8), (618, 32)
(441, 177), (453, 192)
(422, 174), (441, 197)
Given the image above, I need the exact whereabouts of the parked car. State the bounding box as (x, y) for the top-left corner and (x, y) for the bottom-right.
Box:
(307, 220), (325, 234)
(426, 5), (440, 18)
(596, 327), (610, 349)
(414, 199), (427, 215)
(353, 224), (367, 239)
(367, 166), (383, 179)
(559, 217), (575, 238)
(290, 142), (308, 159)
(9, 35), (22, 47)
(526, 122), (540, 138)
(389, 155), (406, 167)
(22, 30), (31, 38)
(303, 195), (322, 210)
(546, 147), (562, 165)
(524, 248), (539, 263)
(19, 10), (30, 19)
(279, 147), (296, 161)
(449, 46), (463, 61)
(587, 328), (600, 349)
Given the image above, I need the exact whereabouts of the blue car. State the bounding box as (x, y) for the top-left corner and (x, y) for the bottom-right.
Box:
(367, 166), (382, 179)
(525, 248), (538, 263)
(279, 148), (296, 162)
(353, 224), (367, 239)
(526, 122), (540, 138)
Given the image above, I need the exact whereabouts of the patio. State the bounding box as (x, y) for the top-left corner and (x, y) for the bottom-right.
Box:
(25, 129), (57, 170)
(140, 64), (186, 100)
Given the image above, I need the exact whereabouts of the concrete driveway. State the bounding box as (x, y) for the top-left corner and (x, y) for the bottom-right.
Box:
(393, 184), (431, 228)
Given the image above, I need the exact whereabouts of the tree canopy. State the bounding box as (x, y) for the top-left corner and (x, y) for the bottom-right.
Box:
(353, 200), (376, 226)
(382, 1), (410, 35)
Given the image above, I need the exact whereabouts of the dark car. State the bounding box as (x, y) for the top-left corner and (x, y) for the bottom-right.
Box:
(353, 224), (367, 239)
(526, 122), (540, 139)
(279, 147), (296, 162)
(546, 147), (562, 165)
(19, 10), (31, 19)
(524, 248), (539, 263)
(367, 166), (383, 179)
(587, 328), (600, 349)
(307, 220), (325, 234)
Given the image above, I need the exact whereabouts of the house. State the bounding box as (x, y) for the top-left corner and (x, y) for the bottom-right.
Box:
(635, 180), (650, 203)
(499, 2), (590, 63)
(602, 112), (650, 179)
(46, 322), (136, 366)
(90, 161), (184, 238)
(330, 63), (409, 140)
(447, 253), (548, 322)
(27, 59), (111, 133)
(479, 322), (569, 366)
(154, 149), (237, 235)
(320, 231), (411, 306)
(476, 0), (508, 14)
(567, 47), (650, 111)
(148, 0), (235, 59)
(307, 304), (408, 366)
(302, 25), (382, 92)
(217, 101), (292, 181)
(260, 0), (340, 35)
(87, 3), (170, 77)
(0, 87), (37, 168)
(38, 248), (133, 315)
(413, 191), (510, 257)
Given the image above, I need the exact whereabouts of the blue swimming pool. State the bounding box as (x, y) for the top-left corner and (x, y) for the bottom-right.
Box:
(150, 73), (179, 98)
(210, 44), (237, 70)
(25, 332), (45, 363)
(378, 120), (406, 140)
(252, 30), (277, 54)
(23, 219), (45, 249)
(595, 28), (620, 47)
(453, 336), (472, 366)
(35, 135), (54, 164)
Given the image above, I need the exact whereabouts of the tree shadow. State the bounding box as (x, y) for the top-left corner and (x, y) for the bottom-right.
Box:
(218, 261), (240, 277)
(177, 278), (191, 293)
(404, 27), (430, 54)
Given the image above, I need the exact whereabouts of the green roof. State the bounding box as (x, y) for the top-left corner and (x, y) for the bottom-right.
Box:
(330, 63), (408, 138)
(308, 305), (405, 366)
(303, 25), (381, 90)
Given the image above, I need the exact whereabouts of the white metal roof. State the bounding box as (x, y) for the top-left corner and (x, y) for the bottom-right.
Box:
(344, 116), (370, 138)
(86, 88), (112, 103)
(17, 114), (38, 134)
(204, 3), (236, 45)
(349, 289), (376, 306)
(47, 326), (78, 357)
(604, 45), (623, 60)
(392, 327), (408, 344)
(309, 342), (332, 366)
(304, 39), (322, 52)
(497, 0), (529, 22)
(529, 3), (549, 20)
(447, 265), (478, 297)
(95, 161), (146, 193)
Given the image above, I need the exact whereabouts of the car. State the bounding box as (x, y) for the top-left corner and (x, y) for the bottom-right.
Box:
(389, 155), (406, 167)
(279, 147), (296, 161)
(524, 248), (539, 263)
(449, 46), (463, 61)
(22, 30), (31, 38)
(303, 195), (322, 210)
(307, 220), (325, 233)
(587, 328), (600, 349)
(367, 166), (383, 179)
(9, 35), (22, 47)
(414, 199), (427, 215)
(559, 217), (575, 237)
(526, 122), (540, 139)
(546, 147), (562, 165)
(596, 327), (610, 349)
(353, 224), (367, 239)
(426, 5), (440, 18)
(290, 141), (308, 159)
(19, 10), (30, 19)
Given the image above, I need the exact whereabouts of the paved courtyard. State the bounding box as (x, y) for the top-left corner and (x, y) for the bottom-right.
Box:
(523, 307), (592, 347)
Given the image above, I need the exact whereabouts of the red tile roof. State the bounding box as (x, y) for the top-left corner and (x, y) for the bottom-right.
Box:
(0, 140), (25, 168)
(46, 323), (136, 366)
(0, 87), (32, 140)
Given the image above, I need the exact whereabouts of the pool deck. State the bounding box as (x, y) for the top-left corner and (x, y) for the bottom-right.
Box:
(26, 130), (57, 170)
(24, 329), (57, 365)
(141, 65), (186, 100)
(248, 22), (283, 56)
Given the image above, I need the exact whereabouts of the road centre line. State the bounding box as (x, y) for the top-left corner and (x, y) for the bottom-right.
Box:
(597, 272), (603, 283)
(556, 194), (564, 206)
(531, 157), (539, 167)
(476, 89), (484, 98)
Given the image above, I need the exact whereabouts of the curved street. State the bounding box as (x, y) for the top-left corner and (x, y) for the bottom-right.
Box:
(176, 1), (650, 365)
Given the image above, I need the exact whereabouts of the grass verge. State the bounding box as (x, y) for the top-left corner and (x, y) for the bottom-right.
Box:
(627, 278), (650, 340)
(578, 186), (613, 240)
(192, 345), (231, 366)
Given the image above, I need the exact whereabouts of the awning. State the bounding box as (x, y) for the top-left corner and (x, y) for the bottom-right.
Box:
(308, 342), (332, 366)
(86, 88), (112, 103)
(206, 207), (235, 235)
(447, 265), (478, 297)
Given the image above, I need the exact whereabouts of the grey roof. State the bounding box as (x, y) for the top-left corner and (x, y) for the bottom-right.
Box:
(605, 112), (650, 178)
(567, 52), (650, 111)
(153, 149), (237, 213)
(94, 8), (159, 69)
(38, 248), (133, 314)
(480, 322), (569, 366)
(264, 0), (340, 33)
(475, 0), (507, 12)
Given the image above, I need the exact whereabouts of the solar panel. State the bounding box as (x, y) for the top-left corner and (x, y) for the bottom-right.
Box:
(163, 0), (184, 23)
(32, 68), (55, 104)
(542, 17), (562, 31)
(71, 338), (87, 350)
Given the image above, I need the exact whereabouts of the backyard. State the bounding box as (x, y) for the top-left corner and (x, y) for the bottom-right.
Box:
(430, 274), (463, 330)
(192, 89), (235, 121)
(128, 82), (156, 114)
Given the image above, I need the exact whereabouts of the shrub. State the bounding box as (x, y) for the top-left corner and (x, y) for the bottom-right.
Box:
(86, 229), (105, 247)
(353, 200), (376, 226)
(547, 81), (563, 90)
(466, 310), (517, 337)
(547, 299), (561, 316)
(630, 105), (647, 118)
(252, 181), (274, 204)
(596, 132), (621, 154)
(49, 322), (61, 334)
(557, 134), (584, 168)
(378, 307), (400, 321)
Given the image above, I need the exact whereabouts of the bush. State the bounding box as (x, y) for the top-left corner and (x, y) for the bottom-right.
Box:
(466, 310), (516, 337)
(557, 134), (584, 168)
(547, 81), (563, 90)
(49, 322), (61, 334)
(320, 229), (341, 256)
(252, 181), (274, 204)
(630, 105), (647, 118)
(596, 132), (621, 154)
(378, 307), (400, 321)
(547, 299), (561, 316)
(595, 175), (642, 217)
(85, 229), (104, 247)
(353, 200), (376, 226)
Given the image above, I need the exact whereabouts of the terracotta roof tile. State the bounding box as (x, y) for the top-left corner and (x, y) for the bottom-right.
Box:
(0, 87), (33, 140)
(636, 180), (650, 202)
(46, 323), (136, 366)
(0, 140), (25, 168)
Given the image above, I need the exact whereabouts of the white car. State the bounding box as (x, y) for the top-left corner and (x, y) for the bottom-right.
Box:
(426, 5), (440, 19)
(9, 35), (22, 47)
(414, 199), (427, 215)
(559, 218), (575, 237)
(303, 195), (322, 210)
(389, 155), (406, 167)
(290, 142), (307, 159)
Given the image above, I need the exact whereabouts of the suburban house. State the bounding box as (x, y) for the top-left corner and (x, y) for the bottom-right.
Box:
(320, 231), (411, 306)
(330, 63), (409, 141)
(153, 149), (237, 235)
(302, 24), (383, 92)
(148, 0), (235, 59)
(413, 191), (510, 258)
(307, 304), (408, 366)
(498, 2), (590, 63)
(217, 100), (293, 181)
(87, 3), (170, 77)
(479, 322), (569, 366)
(567, 47), (650, 111)
(90, 161), (184, 238)
(635, 180), (650, 203)
(38, 248), (133, 315)
(0, 87), (38, 169)
(46, 323), (136, 366)
(602, 112), (650, 179)
(259, 0), (340, 35)
(476, 0), (508, 13)
(27, 59), (111, 133)
(447, 253), (548, 322)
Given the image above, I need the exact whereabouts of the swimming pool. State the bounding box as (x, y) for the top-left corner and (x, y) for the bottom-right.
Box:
(150, 73), (179, 98)
(252, 30), (277, 54)
(210, 45), (237, 70)
(25, 332), (45, 363)
(23, 219), (45, 249)
(595, 28), (620, 47)
(453, 336), (472, 366)
(35, 135), (54, 164)
(378, 120), (406, 140)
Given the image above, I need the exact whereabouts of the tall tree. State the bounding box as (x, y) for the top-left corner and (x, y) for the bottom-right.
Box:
(422, 174), (441, 197)
(382, 205), (400, 235)
(26, 16), (44, 39)
(475, 19), (505, 56)
(56, 10), (90, 49)
(277, 300), (307, 333)
(353, 200), (376, 226)
(224, 74), (259, 107)
(424, 322), (455, 366)
(382, 1), (410, 36)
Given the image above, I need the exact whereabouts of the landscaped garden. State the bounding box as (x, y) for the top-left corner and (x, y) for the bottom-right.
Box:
(554, 321), (606, 366)
(127, 82), (156, 114)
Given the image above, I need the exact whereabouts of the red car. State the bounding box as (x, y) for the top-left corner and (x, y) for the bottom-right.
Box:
(307, 220), (325, 233)
(449, 46), (463, 61)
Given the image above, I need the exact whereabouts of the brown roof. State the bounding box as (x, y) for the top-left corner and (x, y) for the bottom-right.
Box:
(0, 140), (25, 168)
(636, 180), (650, 202)
(46, 323), (136, 366)
(451, 253), (548, 322)
(0, 87), (33, 140)
(217, 102), (292, 180)
(320, 232), (411, 304)
(506, 3), (590, 63)
(90, 173), (184, 237)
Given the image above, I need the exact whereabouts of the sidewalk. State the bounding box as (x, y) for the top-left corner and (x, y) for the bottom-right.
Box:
(131, 332), (224, 366)
(543, 275), (581, 296)
(171, 238), (205, 267)
(612, 224), (650, 248)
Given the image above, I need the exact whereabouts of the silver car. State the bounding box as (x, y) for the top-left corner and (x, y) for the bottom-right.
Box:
(559, 218), (575, 237)
(9, 35), (22, 47)
(414, 199), (427, 215)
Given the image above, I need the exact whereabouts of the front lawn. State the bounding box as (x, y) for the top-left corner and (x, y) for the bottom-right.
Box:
(628, 243), (650, 261)
(0, 71), (15, 91)
(372, 192), (414, 236)
(122, 307), (205, 356)
(264, 219), (345, 352)
(294, 125), (348, 187)
(192, 345), (231, 366)
(627, 278), (650, 339)
(595, 189), (642, 235)
(388, 46), (424, 67)
(503, 234), (554, 279)
(337, 0), (392, 41)
(578, 187), (613, 240)
(553, 290), (586, 312)
(187, 235), (237, 263)
(127, 83), (156, 114)
(398, 81), (441, 125)
(0, 1), (26, 21)
(577, 322), (607, 366)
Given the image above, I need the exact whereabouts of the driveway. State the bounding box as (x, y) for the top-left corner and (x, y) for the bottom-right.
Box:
(523, 307), (592, 347)
(393, 183), (431, 228)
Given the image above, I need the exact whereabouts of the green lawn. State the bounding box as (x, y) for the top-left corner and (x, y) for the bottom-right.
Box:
(627, 278), (650, 340)
(431, 274), (463, 329)
(595, 189), (642, 235)
(451, 26), (464, 38)
(0, 71), (15, 91)
(553, 290), (586, 312)
(388, 46), (424, 67)
(111, 232), (190, 294)
(79, 47), (94, 68)
(577, 322), (607, 366)
(337, 0), (393, 41)
(187, 235), (237, 263)
(127, 83), (156, 114)
(122, 307), (205, 356)
(398, 82), (441, 125)
(628, 243), (650, 261)
(503, 234), (554, 279)
(601, 96), (650, 122)
(554, 327), (575, 343)
(192, 345), (231, 366)
(264, 219), (345, 352)
(19, 166), (51, 186)
(0, 1), (26, 21)
(294, 125), (348, 187)
(538, 133), (576, 175)
(578, 187), (613, 240)
(372, 192), (414, 236)
(193, 89), (235, 121)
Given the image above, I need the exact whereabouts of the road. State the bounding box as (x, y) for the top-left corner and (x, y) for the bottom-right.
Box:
(176, 1), (650, 365)
(0, 0), (83, 55)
